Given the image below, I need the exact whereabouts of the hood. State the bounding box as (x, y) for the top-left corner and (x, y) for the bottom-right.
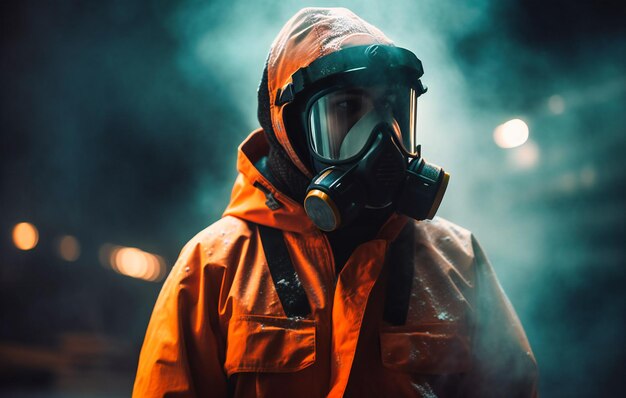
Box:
(266, 7), (394, 178)
(223, 129), (407, 238)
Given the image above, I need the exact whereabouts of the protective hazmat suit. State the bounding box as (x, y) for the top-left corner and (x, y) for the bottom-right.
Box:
(133, 8), (538, 398)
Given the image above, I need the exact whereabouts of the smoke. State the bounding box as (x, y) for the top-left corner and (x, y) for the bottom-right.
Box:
(436, 1), (626, 396)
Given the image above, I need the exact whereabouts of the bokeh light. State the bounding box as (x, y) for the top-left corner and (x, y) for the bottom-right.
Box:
(115, 247), (148, 279)
(58, 235), (80, 262)
(101, 244), (166, 282)
(508, 140), (540, 169)
(12, 222), (39, 251)
(548, 95), (566, 114)
(493, 118), (530, 149)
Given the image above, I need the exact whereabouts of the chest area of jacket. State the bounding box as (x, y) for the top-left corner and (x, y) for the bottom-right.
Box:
(220, 229), (474, 396)
(222, 229), (474, 335)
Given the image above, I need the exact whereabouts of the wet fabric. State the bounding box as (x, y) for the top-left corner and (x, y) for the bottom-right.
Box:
(133, 129), (538, 398)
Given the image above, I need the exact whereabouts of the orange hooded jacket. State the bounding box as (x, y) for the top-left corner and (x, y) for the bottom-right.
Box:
(133, 8), (538, 398)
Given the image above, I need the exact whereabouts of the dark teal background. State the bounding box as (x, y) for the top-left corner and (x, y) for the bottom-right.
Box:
(1, 1), (625, 396)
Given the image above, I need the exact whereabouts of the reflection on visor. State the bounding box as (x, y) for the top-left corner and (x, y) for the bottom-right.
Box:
(309, 86), (418, 161)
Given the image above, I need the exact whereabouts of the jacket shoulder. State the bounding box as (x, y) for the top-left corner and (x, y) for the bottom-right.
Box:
(186, 216), (254, 247)
(176, 216), (255, 271)
(410, 216), (477, 276)
(418, 216), (473, 244)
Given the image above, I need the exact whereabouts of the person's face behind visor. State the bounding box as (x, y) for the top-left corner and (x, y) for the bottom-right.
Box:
(308, 84), (420, 163)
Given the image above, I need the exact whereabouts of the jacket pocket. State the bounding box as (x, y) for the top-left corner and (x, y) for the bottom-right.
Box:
(224, 314), (316, 376)
(380, 323), (471, 374)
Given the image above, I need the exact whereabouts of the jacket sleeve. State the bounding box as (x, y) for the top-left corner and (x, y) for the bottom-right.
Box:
(465, 234), (539, 398)
(132, 239), (228, 397)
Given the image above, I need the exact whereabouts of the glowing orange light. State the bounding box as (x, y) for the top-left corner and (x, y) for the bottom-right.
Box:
(115, 247), (148, 278)
(58, 235), (80, 261)
(105, 244), (166, 282)
(142, 252), (166, 282)
(143, 253), (161, 281)
(151, 255), (167, 282)
(13, 222), (39, 250)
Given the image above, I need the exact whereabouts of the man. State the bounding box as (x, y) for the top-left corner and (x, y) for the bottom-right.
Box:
(133, 8), (538, 397)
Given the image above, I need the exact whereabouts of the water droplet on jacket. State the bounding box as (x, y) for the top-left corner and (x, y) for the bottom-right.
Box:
(412, 382), (437, 398)
(293, 272), (302, 287)
(436, 311), (451, 321)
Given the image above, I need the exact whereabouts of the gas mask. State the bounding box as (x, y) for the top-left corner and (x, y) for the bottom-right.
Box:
(276, 45), (449, 231)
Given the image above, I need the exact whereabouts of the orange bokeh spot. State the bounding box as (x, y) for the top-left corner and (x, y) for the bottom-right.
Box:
(115, 247), (149, 279)
(59, 235), (80, 261)
(13, 222), (39, 251)
(107, 246), (166, 282)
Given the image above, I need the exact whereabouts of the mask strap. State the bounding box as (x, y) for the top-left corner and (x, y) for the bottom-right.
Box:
(256, 223), (312, 318)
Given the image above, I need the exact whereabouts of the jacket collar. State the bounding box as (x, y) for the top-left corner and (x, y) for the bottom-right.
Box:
(223, 129), (318, 234)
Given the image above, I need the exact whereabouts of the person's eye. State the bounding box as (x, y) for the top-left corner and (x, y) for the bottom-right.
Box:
(336, 99), (358, 110)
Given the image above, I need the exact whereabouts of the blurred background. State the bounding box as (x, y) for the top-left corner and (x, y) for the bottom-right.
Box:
(1, 0), (624, 396)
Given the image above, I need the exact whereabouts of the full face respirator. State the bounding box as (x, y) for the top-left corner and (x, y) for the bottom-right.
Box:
(275, 44), (449, 232)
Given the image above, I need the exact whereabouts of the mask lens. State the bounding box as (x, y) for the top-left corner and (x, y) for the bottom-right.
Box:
(309, 88), (374, 160)
(309, 85), (419, 161)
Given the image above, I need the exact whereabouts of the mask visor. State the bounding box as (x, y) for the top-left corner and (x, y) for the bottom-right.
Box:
(309, 85), (419, 161)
